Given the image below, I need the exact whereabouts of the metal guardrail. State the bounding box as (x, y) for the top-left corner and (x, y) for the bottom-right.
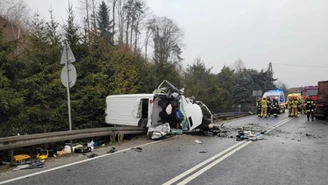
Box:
(0, 127), (146, 151)
(213, 112), (249, 119)
(0, 112), (249, 151)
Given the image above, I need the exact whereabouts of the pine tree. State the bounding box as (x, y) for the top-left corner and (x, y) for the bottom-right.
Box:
(97, 1), (113, 45)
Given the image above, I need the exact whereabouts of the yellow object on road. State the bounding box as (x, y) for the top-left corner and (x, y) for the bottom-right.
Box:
(36, 148), (49, 160)
(14, 154), (31, 163)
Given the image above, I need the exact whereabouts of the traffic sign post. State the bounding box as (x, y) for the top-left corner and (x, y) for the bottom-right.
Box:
(60, 41), (77, 153)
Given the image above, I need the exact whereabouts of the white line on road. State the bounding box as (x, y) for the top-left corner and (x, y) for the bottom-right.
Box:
(177, 141), (252, 185)
(265, 118), (292, 133)
(162, 141), (247, 185)
(163, 117), (293, 185)
(0, 140), (162, 185)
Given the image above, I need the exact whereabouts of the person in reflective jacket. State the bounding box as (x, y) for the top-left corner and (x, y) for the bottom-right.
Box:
(305, 96), (315, 121)
(267, 96), (272, 117)
(287, 96), (293, 117)
(272, 97), (279, 117)
(260, 97), (268, 118)
(256, 97), (262, 117)
(291, 96), (299, 117)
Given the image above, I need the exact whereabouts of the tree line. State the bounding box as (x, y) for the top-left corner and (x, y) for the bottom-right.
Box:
(0, 0), (283, 137)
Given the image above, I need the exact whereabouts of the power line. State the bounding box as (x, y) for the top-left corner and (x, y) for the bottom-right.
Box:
(273, 63), (328, 68)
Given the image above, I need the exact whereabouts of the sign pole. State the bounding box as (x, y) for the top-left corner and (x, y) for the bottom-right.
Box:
(64, 41), (73, 153)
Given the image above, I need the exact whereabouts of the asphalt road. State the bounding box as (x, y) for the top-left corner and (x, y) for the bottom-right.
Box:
(0, 113), (328, 185)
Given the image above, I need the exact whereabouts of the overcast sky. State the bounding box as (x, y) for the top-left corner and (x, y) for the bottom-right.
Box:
(27, 0), (328, 88)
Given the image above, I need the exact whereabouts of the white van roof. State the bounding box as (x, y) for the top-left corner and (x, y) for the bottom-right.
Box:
(106, 94), (153, 98)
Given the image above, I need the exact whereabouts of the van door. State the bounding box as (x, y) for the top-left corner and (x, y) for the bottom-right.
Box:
(181, 97), (203, 131)
(136, 98), (150, 127)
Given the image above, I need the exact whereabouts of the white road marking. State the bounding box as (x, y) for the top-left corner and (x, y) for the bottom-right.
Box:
(162, 141), (247, 185)
(265, 118), (292, 133)
(164, 117), (293, 185)
(0, 140), (162, 185)
(177, 141), (252, 185)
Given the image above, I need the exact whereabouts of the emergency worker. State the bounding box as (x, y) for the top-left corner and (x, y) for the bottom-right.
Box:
(300, 97), (306, 114)
(256, 97), (262, 117)
(291, 96), (299, 117)
(267, 96), (272, 117)
(260, 97), (268, 118)
(272, 97), (279, 117)
(288, 96), (293, 117)
(305, 96), (315, 121)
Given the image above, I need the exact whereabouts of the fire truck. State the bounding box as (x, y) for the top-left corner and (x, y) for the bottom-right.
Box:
(302, 86), (318, 101)
(314, 81), (328, 119)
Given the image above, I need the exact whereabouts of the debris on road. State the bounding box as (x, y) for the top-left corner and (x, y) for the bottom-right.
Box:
(195, 140), (203, 144)
(199, 151), (208, 153)
(107, 147), (116, 153)
(13, 160), (45, 171)
(132, 147), (142, 152)
(236, 129), (264, 141)
(86, 153), (98, 158)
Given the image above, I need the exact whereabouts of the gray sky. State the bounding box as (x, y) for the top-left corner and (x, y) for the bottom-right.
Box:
(27, 0), (328, 88)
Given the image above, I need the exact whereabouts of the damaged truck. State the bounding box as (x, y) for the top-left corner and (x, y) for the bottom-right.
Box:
(105, 80), (214, 139)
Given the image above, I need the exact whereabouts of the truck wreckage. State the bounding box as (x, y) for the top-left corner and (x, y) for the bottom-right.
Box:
(105, 80), (219, 139)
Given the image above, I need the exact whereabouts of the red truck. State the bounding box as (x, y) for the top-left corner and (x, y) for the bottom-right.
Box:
(302, 86), (318, 101)
(314, 81), (328, 119)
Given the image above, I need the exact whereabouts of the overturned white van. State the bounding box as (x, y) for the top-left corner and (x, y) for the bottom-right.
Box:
(105, 80), (213, 139)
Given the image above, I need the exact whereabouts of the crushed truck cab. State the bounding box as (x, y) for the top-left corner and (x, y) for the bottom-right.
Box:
(105, 80), (213, 139)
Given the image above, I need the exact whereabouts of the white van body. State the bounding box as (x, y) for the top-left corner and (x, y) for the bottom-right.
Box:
(105, 80), (213, 139)
(105, 94), (154, 127)
(262, 90), (286, 113)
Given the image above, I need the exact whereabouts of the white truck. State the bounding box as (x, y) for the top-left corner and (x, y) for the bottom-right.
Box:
(105, 80), (213, 139)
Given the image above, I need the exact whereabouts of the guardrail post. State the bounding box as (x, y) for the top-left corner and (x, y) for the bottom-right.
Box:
(9, 149), (14, 165)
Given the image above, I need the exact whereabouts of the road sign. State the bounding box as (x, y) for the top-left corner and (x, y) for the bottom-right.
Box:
(61, 64), (77, 88)
(60, 41), (76, 153)
(60, 44), (76, 64)
(252, 90), (262, 97)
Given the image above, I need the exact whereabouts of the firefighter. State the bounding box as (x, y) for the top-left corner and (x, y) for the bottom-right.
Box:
(267, 96), (272, 117)
(305, 95), (315, 121)
(260, 97), (268, 118)
(300, 97), (306, 114)
(291, 96), (299, 117)
(272, 97), (279, 117)
(288, 96), (293, 117)
(256, 97), (262, 117)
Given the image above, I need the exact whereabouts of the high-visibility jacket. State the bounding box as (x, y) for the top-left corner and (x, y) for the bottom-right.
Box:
(287, 100), (293, 108)
(256, 100), (261, 108)
(292, 100), (298, 108)
(261, 99), (268, 108)
(305, 98), (315, 112)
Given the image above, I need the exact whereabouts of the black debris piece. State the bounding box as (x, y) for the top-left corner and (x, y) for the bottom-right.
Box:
(132, 147), (142, 152)
(107, 147), (116, 153)
(86, 153), (98, 158)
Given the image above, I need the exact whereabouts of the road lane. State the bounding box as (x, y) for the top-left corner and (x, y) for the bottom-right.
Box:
(0, 113), (301, 185)
(187, 115), (328, 185)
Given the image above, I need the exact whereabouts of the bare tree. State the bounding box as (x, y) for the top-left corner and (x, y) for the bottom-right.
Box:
(233, 58), (246, 72)
(147, 16), (184, 65)
(0, 0), (30, 39)
(111, 0), (117, 44)
(91, 0), (97, 32)
(116, 0), (125, 44)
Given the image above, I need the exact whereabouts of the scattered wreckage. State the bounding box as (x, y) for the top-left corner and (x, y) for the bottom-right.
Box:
(105, 80), (218, 140)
